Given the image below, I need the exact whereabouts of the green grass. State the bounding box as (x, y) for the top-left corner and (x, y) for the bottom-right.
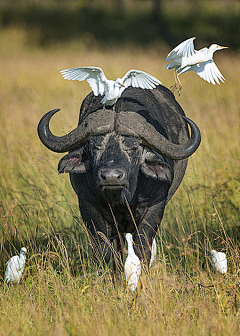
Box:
(0, 25), (240, 335)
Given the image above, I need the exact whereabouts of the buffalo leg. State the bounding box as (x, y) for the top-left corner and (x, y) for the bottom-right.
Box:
(79, 202), (113, 267)
(111, 233), (125, 274)
(132, 201), (166, 264)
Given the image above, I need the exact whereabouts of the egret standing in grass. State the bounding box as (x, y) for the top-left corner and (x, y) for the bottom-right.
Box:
(149, 237), (157, 268)
(166, 37), (228, 95)
(4, 247), (28, 283)
(211, 250), (227, 275)
(61, 66), (161, 107)
(125, 233), (141, 291)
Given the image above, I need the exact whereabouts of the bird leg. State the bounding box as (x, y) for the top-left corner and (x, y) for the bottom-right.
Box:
(170, 71), (182, 96)
(176, 74), (182, 96)
(170, 71), (179, 93)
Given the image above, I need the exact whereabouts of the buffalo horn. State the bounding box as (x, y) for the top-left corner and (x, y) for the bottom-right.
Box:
(116, 112), (201, 160)
(37, 109), (115, 153)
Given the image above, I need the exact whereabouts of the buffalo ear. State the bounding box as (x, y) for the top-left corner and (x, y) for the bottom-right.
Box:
(58, 148), (87, 174)
(140, 150), (172, 182)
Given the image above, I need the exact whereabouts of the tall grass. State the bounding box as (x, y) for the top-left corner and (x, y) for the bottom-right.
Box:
(0, 26), (239, 335)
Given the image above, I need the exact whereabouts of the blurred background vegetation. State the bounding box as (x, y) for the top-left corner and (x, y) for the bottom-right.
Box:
(0, 0), (240, 50)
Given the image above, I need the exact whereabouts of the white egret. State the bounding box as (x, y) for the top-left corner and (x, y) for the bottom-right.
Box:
(166, 37), (227, 95)
(149, 237), (157, 268)
(211, 250), (227, 275)
(125, 233), (141, 291)
(60, 66), (161, 106)
(4, 247), (28, 283)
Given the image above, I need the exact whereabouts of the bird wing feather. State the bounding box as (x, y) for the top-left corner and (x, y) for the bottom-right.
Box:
(60, 66), (107, 96)
(192, 60), (225, 85)
(6, 256), (21, 271)
(166, 55), (183, 69)
(198, 47), (208, 55)
(121, 70), (161, 90)
(212, 251), (227, 274)
(166, 37), (196, 62)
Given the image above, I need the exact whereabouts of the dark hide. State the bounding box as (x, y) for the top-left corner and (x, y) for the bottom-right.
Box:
(56, 86), (199, 266)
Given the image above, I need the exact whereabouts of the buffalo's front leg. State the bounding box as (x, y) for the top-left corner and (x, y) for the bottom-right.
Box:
(133, 200), (166, 264)
(111, 233), (125, 274)
(79, 201), (113, 267)
(90, 230), (112, 266)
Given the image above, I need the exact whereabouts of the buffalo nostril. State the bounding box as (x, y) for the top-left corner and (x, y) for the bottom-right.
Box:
(101, 172), (106, 181)
(117, 173), (123, 180)
(99, 168), (126, 184)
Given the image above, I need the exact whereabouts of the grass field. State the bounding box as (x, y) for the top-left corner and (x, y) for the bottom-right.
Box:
(0, 24), (240, 335)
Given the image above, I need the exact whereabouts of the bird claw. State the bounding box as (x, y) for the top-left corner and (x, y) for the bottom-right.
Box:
(170, 83), (182, 96)
(170, 84), (178, 92)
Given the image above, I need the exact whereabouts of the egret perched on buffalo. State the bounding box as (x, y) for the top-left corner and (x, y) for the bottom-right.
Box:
(211, 250), (227, 275)
(4, 247), (28, 283)
(61, 66), (161, 107)
(166, 37), (228, 95)
(125, 233), (141, 291)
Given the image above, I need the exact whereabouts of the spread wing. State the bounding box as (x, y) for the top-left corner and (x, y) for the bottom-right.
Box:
(192, 60), (225, 85)
(60, 66), (107, 96)
(166, 37), (196, 62)
(121, 70), (161, 89)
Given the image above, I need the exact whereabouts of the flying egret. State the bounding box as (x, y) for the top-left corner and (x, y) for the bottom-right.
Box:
(60, 66), (161, 106)
(125, 233), (141, 291)
(211, 250), (227, 275)
(166, 37), (228, 95)
(4, 247), (28, 283)
(149, 237), (157, 268)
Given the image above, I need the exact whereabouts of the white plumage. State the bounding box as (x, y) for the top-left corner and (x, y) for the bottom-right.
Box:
(211, 250), (227, 274)
(4, 247), (27, 283)
(166, 37), (227, 94)
(149, 237), (157, 268)
(125, 233), (141, 291)
(61, 66), (161, 106)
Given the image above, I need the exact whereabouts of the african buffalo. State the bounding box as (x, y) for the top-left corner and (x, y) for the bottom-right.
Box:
(38, 85), (201, 267)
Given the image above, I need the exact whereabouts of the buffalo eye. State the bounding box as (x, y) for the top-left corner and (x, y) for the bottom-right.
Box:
(122, 144), (139, 152)
(89, 135), (106, 151)
(91, 144), (103, 150)
(122, 137), (140, 152)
